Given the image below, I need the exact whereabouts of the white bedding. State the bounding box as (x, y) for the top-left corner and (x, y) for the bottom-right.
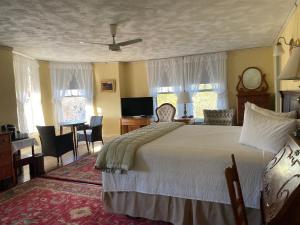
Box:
(102, 125), (274, 209)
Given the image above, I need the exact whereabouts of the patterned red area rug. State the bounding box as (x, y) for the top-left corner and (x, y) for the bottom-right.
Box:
(45, 154), (102, 185)
(0, 178), (170, 225)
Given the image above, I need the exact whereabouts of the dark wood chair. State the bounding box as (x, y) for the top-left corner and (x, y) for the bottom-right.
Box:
(155, 103), (176, 122)
(225, 154), (248, 225)
(77, 116), (104, 152)
(37, 126), (75, 166)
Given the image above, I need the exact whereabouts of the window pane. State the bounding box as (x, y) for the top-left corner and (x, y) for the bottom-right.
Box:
(62, 97), (86, 122)
(157, 93), (177, 108)
(193, 91), (217, 118)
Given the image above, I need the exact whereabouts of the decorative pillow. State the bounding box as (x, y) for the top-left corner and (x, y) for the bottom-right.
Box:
(239, 104), (297, 153)
(246, 102), (297, 119)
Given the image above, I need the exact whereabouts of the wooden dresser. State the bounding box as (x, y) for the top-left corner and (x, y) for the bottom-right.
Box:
(237, 92), (270, 125)
(236, 67), (270, 125)
(0, 133), (16, 185)
(120, 117), (153, 134)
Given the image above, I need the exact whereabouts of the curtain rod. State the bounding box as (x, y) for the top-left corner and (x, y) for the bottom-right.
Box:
(12, 51), (35, 60)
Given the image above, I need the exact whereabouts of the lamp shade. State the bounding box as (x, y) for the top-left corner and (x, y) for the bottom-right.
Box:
(279, 47), (300, 80)
(177, 92), (192, 104)
(273, 42), (284, 56)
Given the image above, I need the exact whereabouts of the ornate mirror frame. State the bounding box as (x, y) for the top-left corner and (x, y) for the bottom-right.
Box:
(236, 67), (268, 93)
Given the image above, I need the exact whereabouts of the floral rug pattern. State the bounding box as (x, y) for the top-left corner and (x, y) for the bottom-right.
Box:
(0, 178), (169, 225)
(45, 154), (102, 185)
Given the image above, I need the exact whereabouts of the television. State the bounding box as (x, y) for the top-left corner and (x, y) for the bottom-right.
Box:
(121, 97), (154, 117)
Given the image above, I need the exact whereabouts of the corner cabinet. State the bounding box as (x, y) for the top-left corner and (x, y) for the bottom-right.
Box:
(120, 117), (153, 134)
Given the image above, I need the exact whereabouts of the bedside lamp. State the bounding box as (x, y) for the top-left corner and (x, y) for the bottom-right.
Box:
(177, 91), (192, 118)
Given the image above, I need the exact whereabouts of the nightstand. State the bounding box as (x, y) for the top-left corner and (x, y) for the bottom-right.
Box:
(174, 118), (195, 125)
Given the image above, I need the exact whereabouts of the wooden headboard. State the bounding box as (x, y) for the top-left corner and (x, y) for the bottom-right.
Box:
(263, 136), (300, 225)
(280, 91), (300, 117)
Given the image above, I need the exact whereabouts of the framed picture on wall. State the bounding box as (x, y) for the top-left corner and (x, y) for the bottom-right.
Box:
(101, 79), (116, 92)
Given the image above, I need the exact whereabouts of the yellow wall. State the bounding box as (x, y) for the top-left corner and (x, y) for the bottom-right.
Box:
(278, 6), (300, 90)
(93, 62), (121, 136)
(121, 61), (150, 97)
(227, 47), (274, 109)
(0, 46), (18, 126)
(39, 61), (55, 125)
(120, 48), (274, 110)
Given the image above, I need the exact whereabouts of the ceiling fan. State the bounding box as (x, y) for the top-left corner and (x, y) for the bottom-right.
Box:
(80, 24), (142, 51)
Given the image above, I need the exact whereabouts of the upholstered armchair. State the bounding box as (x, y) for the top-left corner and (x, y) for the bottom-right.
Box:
(203, 109), (235, 126)
(155, 103), (176, 122)
(77, 116), (104, 152)
(36, 126), (75, 166)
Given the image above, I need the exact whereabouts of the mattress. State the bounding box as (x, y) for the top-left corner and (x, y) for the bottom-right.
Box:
(102, 125), (274, 209)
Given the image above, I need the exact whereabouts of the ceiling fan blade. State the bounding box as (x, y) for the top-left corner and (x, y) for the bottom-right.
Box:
(117, 38), (142, 46)
(79, 41), (109, 46)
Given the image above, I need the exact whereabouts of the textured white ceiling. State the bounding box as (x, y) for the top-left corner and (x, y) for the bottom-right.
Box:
(0, 0), (295, 62)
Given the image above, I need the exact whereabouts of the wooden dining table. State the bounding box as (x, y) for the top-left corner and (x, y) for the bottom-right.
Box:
(59, 121), (90, 157)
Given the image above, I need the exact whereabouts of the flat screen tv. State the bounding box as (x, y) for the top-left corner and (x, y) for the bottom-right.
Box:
(121, 97), (154, 117)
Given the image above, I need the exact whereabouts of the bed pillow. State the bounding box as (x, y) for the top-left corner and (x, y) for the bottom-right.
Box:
(246, 102), (297, 119)
(239, 104), (296, 153)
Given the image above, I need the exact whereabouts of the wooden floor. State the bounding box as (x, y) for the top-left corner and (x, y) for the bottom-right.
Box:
(17, 136), (114, 184)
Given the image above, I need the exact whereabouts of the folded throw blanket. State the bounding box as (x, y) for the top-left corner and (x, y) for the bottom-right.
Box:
(95, 122), (184, 173)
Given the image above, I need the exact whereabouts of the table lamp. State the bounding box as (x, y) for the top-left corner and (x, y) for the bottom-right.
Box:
(177, 91), (192, 118)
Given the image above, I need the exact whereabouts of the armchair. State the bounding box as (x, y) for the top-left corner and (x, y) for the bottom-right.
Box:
(36, 126), (75, 165)
(77, 116), (104, 152)
(155, 103), (176, 122)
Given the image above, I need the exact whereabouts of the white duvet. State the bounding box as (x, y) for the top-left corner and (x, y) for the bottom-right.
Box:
(102, 125), (274, 209)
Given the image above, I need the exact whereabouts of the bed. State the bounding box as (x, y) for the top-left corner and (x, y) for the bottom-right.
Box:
(98, 124), (275, 225)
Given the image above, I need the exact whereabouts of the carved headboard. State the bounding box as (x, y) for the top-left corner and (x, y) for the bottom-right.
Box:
(280, 91), (300, 117)
(263, 136), (300, 225)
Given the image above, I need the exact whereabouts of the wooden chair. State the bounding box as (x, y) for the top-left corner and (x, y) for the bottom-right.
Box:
(225, 154), (248, 225)
(155, 103), (176, 122)
(226, 137), (300, 225)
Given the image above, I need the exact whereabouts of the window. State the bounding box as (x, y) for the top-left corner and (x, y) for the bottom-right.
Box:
(61, 90), (87, 122)
(156, 84), (217, 119)
(192, 84), (217, 118)
(156, 87), (178, 114)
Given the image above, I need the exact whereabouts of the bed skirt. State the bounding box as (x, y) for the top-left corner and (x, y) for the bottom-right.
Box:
(103, 191), (261, 225)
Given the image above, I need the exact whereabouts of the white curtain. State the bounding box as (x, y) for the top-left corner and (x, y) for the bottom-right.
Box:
(184, 52), (228, 111)
(13, 54), (45, 133)
(147, 57), (184, 115)
(50, 62), (93, 124)
(146, 52), (228, 117)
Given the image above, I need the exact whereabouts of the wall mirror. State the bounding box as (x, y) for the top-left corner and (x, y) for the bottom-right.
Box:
(242, 67), (262, 90)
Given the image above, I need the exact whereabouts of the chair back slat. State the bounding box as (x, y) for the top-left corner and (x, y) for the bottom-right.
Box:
(225, 154), (248, 225)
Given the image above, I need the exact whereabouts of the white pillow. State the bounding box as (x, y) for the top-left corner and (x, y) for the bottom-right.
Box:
(239, 104), (296, 153)
(246, 102), (297, 119)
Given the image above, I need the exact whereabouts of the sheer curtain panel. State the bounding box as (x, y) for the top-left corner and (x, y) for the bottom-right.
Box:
(147, 57), (184, 115)
(184, 52), (228, 111)
(50, 62), (93, 124)
(13, 54), (44, 133)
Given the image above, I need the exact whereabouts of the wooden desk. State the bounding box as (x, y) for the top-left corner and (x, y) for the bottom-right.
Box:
(12, 137), (44, 179)
(59, 121), (89, 156)
(174, 118), (195, 125)
(120, 117), (153, 134)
